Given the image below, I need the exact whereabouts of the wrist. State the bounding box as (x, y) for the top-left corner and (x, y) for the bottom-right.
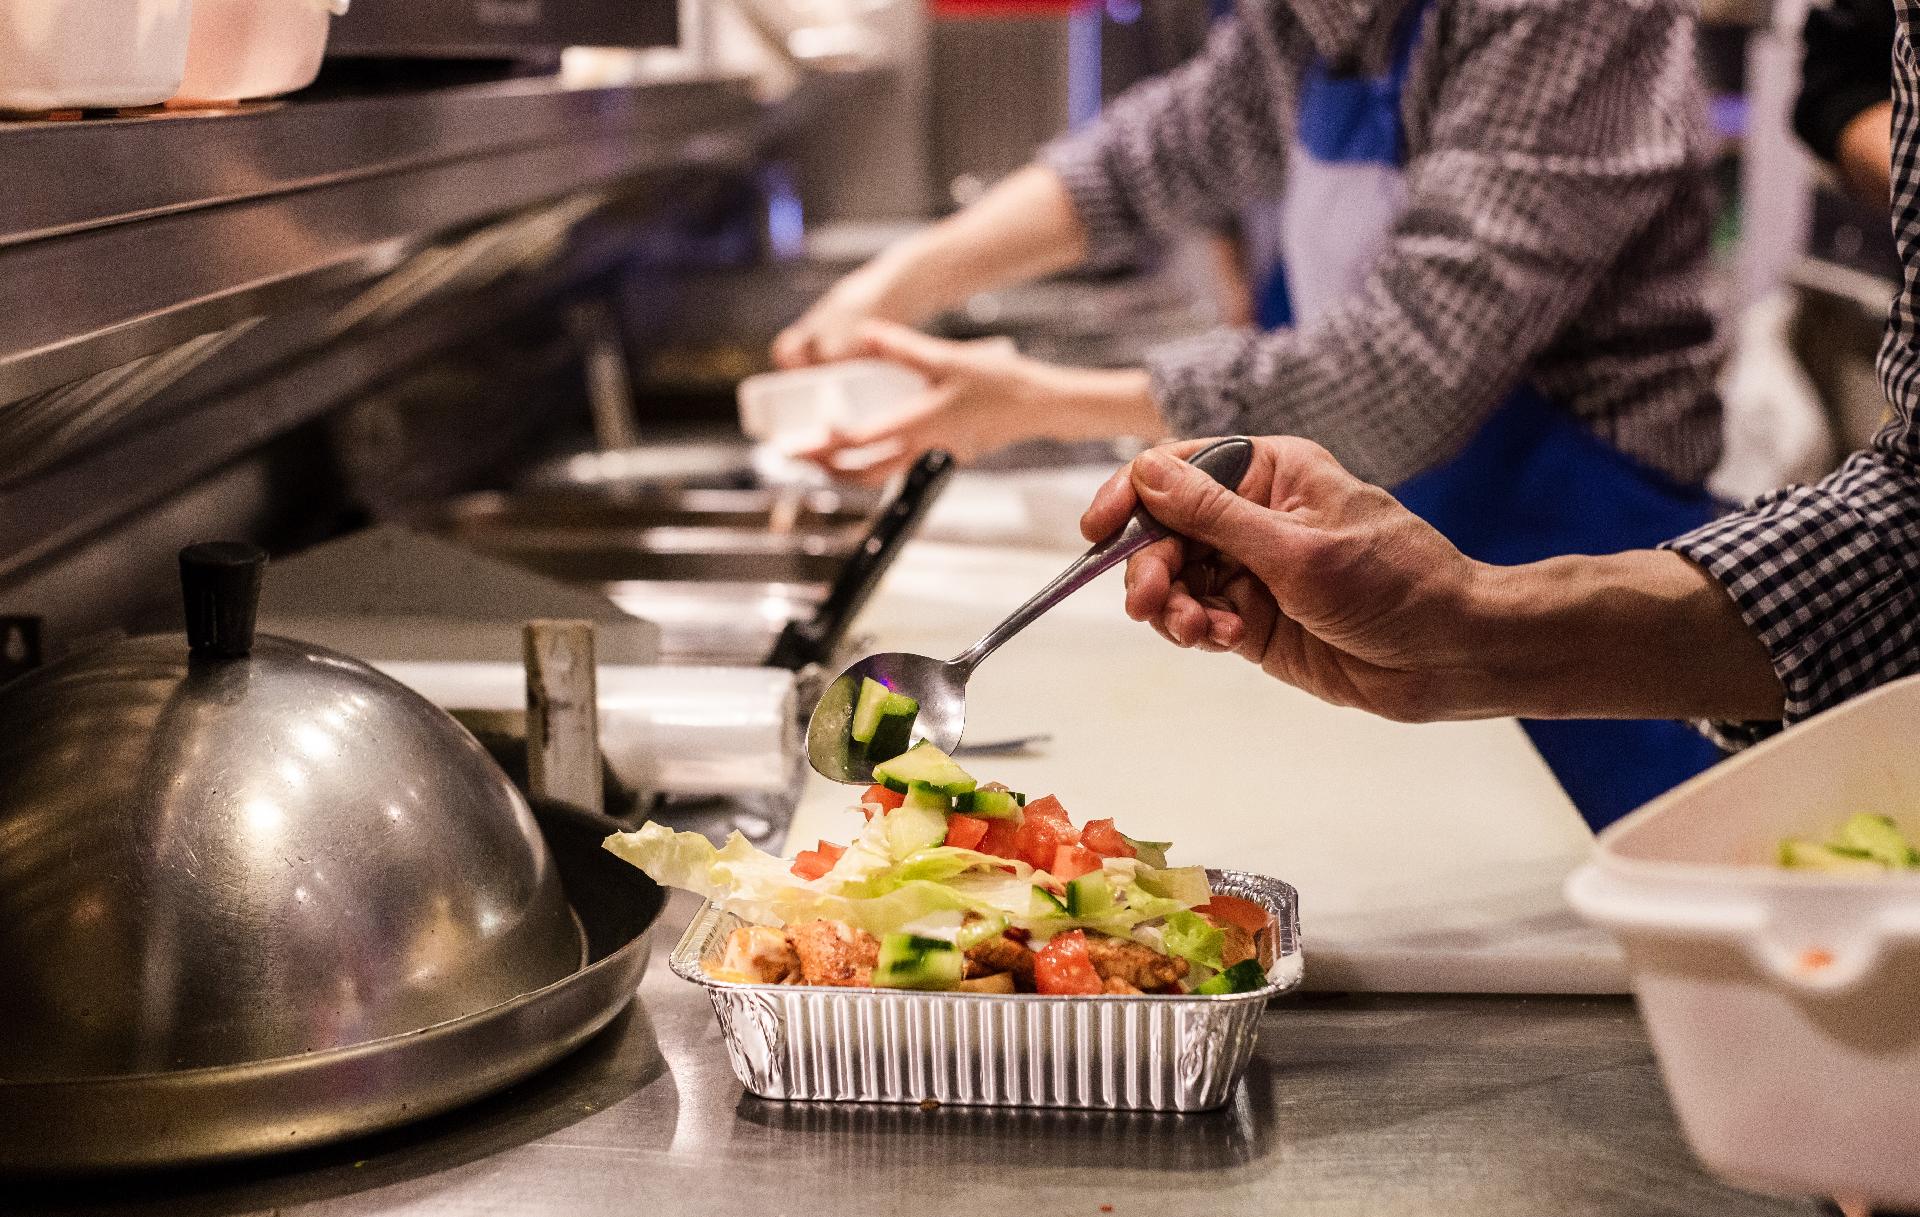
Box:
(1460, 551), (1784, 722)
(1026, 364), (1164, 442)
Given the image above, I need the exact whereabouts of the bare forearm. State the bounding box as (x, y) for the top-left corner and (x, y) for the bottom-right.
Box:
(1027, 365), (1165, 442)
(1837, 101), (1894, 208)
(1464, 551), (1784, 722)
(866, 166), (1089, 323)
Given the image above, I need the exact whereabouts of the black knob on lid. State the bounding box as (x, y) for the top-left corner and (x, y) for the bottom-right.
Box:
(179, 542), (267, 660)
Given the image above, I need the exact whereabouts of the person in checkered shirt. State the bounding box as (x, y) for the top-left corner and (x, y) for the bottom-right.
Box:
(1072, 2), (1920, 755)
(780, 0), (1735, 828)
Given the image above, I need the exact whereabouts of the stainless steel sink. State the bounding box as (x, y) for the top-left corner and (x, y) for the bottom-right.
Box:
(600, 579), (825, 664)
(424, 486), (867, 662)
(455, 534), (848, 585)
(435, 487), (878, 535)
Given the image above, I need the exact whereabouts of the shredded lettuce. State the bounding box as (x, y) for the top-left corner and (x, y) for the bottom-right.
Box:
(1161, 908), (1227, 973)
(1136, 864), (1211, 908)
(605, 824), (975, 934)
(604, 794), (1216, 950)
(1121, 834), (1172, 869)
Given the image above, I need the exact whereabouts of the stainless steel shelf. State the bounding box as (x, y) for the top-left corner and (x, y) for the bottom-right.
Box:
(0, 75), (767, 404)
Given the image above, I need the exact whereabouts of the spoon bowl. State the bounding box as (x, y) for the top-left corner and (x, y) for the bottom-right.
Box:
(805, 437), (1256, 784)
(806, 652), (969, 785)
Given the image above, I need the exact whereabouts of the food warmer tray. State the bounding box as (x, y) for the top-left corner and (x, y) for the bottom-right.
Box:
(0, 804), (664, 1175)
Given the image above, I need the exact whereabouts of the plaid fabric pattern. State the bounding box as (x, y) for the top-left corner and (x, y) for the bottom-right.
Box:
(1666, 3), (1920, 744)
(1042, 0), (1725, 490)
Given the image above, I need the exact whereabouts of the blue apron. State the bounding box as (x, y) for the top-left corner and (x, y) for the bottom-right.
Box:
(1252, 0), (1722, 830)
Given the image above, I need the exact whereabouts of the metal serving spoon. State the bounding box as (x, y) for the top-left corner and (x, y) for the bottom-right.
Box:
(805, 437), (1256, 783)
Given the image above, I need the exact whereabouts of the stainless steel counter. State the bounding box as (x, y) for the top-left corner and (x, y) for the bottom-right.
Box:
(10, 891), (1821, 1217)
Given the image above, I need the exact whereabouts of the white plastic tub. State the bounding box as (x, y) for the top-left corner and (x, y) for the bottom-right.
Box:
(737, 359), (928, 456)
(0, 0), (194, 113)
(1567, 673), (1920, 1209)
(173, 0), (346, 105)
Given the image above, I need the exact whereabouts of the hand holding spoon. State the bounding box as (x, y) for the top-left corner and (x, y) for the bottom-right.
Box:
(805, 437), (1256, 783)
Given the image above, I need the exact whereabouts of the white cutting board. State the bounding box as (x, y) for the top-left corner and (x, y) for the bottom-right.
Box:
(787, 540), (1628, 994)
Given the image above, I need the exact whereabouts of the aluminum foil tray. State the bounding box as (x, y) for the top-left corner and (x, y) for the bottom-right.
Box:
(669, 869), (1302, 1112)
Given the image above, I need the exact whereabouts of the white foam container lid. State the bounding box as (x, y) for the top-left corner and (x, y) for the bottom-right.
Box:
(1567, 672), (1920, 1208)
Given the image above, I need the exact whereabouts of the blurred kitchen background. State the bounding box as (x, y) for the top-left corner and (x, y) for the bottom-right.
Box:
(0, 0), (1892, 719)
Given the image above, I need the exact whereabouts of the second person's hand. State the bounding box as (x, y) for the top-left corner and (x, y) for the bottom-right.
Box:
(791, 322), (1161, 485)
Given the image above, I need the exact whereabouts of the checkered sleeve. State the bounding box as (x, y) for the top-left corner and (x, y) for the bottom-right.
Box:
(1039, 14), (1297, 272)
(1145, 0), (1717, 489)
(1665, 5), (1920, 745)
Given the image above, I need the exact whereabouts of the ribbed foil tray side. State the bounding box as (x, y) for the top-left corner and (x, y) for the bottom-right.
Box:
(671, 869), (1303, 1112)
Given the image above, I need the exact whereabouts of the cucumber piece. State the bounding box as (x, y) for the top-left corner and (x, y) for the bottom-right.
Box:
(1065, 872), (1113, 918)
(1834, 814), (1920, 869)
(879, 775), (910, 795)
(873, 933), (963, 990)
(954, 789), (1023, 819)
(884, 802), (949, 857)
(1030, 885), (1068, 917)
(904, 781), (953, 812)
(1778, 838), (1888, 874)
(1194, 959), (1267, 995)
(872, 742), (976, 796)
(850, 677), (892, 745)
(866, 694), (919, 764)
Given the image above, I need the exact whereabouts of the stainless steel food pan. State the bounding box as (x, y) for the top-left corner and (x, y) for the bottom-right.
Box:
(669, 870), (1302, 1112)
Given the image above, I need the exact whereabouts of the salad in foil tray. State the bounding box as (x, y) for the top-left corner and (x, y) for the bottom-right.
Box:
(605, 741), (1276, 996)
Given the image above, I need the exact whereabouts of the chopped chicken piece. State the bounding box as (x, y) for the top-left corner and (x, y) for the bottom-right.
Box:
(1216, 922), (1257, 969)
(1084, 933), (1189, 992)
(1102, 976), (1143, 995)
(789, 919), (880, 987)
(717, 925), (801, 984)
(965, 934), (1036, 989)
(957, 972), (1016, 994)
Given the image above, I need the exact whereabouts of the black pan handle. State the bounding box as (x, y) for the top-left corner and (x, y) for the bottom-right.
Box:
(763, 450), (956, 671)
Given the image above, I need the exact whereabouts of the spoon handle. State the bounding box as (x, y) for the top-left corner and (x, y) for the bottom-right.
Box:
(951, 437), (1255, 672)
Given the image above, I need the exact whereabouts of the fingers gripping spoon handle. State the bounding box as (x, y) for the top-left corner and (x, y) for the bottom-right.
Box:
(806, 437), (1256, 783)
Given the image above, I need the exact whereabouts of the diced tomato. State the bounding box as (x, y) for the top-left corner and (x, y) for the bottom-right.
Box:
(1080, 818), (1136, 859)
(1022, 794), (1071, 824)
(1050, 844), (1103, 881)
(860, 784), (905, 818)
(976, 815), (1023, 861)
(945, 813), (990, 852)
(1034, 930), (1103, 995)
(1197, 893), (1273, 935)
(789, 840), (846, 881)
(1013, 797), (1080, 871)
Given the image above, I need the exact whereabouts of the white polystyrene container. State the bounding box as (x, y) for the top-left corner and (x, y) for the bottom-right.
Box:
(0, 0), (194, 113)
(1567, 673), (1920, 1209)
(737, 359), (928, 456)
(173, 0), (346, 105)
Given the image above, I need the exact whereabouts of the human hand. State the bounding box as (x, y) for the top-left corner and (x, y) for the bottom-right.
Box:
(1081, 437), (1496, 721)
(792, 322), (1156, 486)
(771, 266), (911, 370)
(1080, 438), (1786, 724)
